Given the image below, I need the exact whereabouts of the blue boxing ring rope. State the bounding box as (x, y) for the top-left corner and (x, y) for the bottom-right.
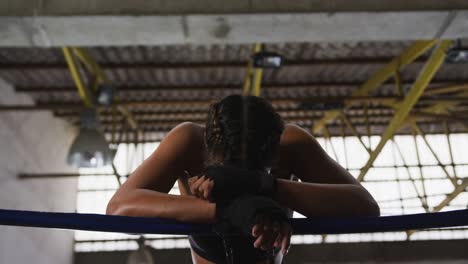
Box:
(1, 209), (468, 235)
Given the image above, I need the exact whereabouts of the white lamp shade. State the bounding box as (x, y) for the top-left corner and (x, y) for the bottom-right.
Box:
(67, 128), (114, 168)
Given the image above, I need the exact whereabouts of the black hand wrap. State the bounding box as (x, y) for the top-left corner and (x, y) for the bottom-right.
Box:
(215, 195), (288, 236)
(205, 165), (277, 203)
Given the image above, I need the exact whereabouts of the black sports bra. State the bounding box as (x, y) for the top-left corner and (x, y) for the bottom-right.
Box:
(189, 234), (276, 263)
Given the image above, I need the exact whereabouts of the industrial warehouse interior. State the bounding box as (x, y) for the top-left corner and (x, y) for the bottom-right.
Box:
(1, 1), (468, 264)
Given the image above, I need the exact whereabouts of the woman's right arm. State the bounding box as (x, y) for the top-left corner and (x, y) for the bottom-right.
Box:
(106, 122), (216, 224)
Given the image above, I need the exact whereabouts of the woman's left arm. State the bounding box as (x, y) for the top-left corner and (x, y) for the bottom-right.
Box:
(275, 124), (380, 217)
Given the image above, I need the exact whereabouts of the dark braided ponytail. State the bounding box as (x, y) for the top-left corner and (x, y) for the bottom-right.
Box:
(205, 101), (224, 164)
(205, 95), (284, 170)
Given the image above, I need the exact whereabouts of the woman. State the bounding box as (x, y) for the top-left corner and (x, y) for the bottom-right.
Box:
(107, 95), (380, 264)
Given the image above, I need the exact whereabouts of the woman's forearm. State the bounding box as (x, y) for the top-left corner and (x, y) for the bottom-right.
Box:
(276, 179), (380, 217)
(106, 189), (216, 223)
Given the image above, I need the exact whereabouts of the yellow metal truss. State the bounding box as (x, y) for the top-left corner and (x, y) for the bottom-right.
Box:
(243, 43), (264, 96)
(357, 40), (453, 182)
(312, 40), (438, 135)
(62, 46), (139, 131)
(62, 47), (95, 107)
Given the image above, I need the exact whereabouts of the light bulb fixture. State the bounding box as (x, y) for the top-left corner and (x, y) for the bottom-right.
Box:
(446, 48), (468, 63)
(97, 85), (116, 106)
(446, 40), (468, 63)
(67, 108), (114, 168)
(127, 236), (155, 264)
(252, 51), (282, 69)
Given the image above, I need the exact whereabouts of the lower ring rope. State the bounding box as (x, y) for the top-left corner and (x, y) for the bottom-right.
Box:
(0, 209), (467, 235)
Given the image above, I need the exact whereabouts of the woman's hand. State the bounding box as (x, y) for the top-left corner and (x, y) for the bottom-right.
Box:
(252, 213), (292, 255)
(189, 173), (292, 255)
(203, 165), (277, 203)
(188, 176), (214, 200)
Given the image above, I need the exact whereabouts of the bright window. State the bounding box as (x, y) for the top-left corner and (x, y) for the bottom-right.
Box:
(75, 134), (468, 252)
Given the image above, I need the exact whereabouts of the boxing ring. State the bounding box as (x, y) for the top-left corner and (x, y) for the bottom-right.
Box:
(1, 208), (467, 235)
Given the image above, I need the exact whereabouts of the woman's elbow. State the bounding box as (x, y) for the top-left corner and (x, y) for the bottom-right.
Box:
(362, 193), (380, 217)
(355, 186), (380, 217)
(106, 196), (132, 216)
(106, 198), (121, 215)
(366, 199), (381, 217)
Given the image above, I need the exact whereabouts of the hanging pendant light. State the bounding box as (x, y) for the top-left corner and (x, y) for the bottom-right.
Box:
(67, 108), (114, 168)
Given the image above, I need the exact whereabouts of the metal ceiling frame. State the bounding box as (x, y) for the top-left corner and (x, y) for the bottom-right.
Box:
(311, 40), (439, 135)
(307, 39), (467, 235)
(356, 40), (453, 182)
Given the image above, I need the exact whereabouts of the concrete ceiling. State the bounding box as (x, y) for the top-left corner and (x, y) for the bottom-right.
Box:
(2, 0), (468, 15)
(0, 1), (467, 47)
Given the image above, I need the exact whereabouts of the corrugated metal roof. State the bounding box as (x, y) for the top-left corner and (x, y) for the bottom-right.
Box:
(0, 40), (467, 140)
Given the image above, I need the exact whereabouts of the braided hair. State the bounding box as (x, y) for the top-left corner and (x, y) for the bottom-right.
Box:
(205, 95), (284, 170)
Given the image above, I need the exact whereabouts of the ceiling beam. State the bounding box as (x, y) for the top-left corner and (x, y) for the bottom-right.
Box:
(2, 0), (468, 16)
(13, 82), (458, 94)
(57, 108), (395, 120)
(1, 12), (467, 47)
(0, 58), (425, 71)
(1, 96), (468, 112)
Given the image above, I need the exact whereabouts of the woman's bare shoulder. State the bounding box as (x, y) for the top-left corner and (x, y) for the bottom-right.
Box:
(280, 123), (314, 145)
(173, 121), (204, 132)
(148, 122), (206, 163)
(166, 122), (206, 174)
(166, 122), (206, 157)
(168, 122), (205, 143)
(172, 121), (204, 131)
(272, 124), (314, 176)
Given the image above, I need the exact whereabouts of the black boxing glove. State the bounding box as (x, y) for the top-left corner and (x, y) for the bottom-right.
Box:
(215, 194), (289, 236)
(205, 165), (277, 203)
